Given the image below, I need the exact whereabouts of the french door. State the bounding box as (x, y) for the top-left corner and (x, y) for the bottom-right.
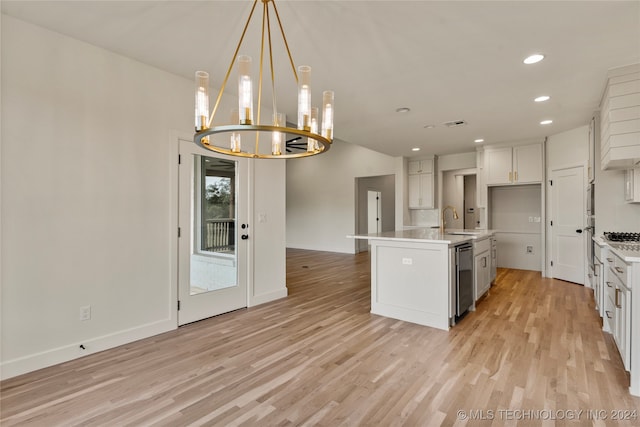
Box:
(178, 139), (248, 325)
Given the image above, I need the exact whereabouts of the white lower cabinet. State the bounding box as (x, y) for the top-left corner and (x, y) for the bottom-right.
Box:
(604, 279), (615, 335)
(490, 236), (497, 283)
(474, 237), (491, 301)
(607, 251), (632, 370)
(615, 278), (631, 370)
(594, 240), (607, 319)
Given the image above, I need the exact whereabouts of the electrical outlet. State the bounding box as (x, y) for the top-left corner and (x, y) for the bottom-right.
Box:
(526, 246), (533, 254)
(402, 258), (413, 265)
(79, 305), (91, 321)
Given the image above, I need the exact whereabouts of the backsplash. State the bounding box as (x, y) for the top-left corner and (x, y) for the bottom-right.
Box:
(410, 209), (440, 227)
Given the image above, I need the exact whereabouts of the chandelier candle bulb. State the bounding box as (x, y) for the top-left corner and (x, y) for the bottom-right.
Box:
(272, 113), (286, 156)
(230, 109), (241, 153)
(307, 107), (319, 152)
(298, 65), (312, 131)
(238, 55), (253, 125)
(193, 0), (332, 158)
(322, 90), (334, 140)
(195, 71), (210, 131)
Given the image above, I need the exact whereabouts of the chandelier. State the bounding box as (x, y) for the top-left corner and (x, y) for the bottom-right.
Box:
(194, 0), (334, 159)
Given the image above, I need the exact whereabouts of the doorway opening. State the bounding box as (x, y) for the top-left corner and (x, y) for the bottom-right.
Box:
(441, 169), (477, 230)
(355, 175), (395, 253)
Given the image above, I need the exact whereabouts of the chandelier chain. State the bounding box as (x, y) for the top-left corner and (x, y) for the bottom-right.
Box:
(208, 0), (260, 128)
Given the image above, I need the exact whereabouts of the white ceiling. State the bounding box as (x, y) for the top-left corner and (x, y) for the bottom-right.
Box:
(3, 1), (639, 158)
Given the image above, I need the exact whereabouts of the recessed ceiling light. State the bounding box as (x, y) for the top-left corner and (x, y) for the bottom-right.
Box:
(524, 54), (545, 64)
(534, 95), (550, 102)
(395, 107), (411, 113)
(412, 147), (420, 152)
(540, 119), (553, 125)
(424, 124), (435, 129)
(474, 139), (484, 143)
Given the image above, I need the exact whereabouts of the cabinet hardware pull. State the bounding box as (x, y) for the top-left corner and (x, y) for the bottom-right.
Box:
(615, 288), (620, 308)
(509, 171), (512, 182)
(607, 258), (614, 263)
(514, 171), (518, 181)
(606, 310), (612, 319)
(615, 267), (624, 274)
(606, 281), (612, 287)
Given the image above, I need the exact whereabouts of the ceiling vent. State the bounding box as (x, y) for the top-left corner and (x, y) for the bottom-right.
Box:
(443, 120), (467, 128)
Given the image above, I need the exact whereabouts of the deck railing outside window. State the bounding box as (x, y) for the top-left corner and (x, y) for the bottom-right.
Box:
(203, 219), (235, 252)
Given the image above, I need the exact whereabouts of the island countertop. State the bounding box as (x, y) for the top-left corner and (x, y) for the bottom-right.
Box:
(348, 228), (495, 246)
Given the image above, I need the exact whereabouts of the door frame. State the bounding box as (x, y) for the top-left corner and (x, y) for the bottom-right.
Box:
(546, 161), (588, 284)
(367, 190), (382, 234)
(170, 131), (253, 326)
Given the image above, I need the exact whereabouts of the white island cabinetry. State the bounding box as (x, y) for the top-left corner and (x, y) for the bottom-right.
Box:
(371, 239), (450, 329)
(350, 228), (496, 330)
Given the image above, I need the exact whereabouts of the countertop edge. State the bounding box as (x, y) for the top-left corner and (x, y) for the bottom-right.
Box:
(593, 236), (640, 263)
(347, 229), (495, 246)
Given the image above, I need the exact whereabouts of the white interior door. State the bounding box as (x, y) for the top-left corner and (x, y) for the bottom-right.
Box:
(551, 165), (585, 284)
(178, 139), (248, 325)
(368, 191), (381, 233)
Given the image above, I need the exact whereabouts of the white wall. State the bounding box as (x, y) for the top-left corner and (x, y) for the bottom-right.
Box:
(250, 160), (287, 305)
(490, 185), (542, 271)
(437, 152), (476, 171)
(593, 113), (640, 233)
(286, 140), (399, 254)
(1, 16), (286, 378)
(546, 126), (589, 170)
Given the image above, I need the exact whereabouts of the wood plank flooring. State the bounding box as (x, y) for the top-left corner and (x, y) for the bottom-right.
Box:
(2, 248), (640, 426)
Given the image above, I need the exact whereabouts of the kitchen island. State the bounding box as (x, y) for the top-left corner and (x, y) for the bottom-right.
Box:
(349, 228), (495, 330)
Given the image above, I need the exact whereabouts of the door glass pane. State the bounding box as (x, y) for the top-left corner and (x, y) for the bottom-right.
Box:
(190, 155), (237, 295)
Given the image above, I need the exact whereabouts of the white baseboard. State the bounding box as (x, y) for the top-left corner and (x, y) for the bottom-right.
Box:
(0, 319), (176, 380)
(249, 288), (288, 307)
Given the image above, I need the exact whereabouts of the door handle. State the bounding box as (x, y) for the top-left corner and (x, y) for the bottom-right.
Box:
(241, 234), (249, 240)
(576, 229), (583, 234)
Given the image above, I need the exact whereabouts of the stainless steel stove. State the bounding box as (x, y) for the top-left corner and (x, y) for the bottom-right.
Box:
(603, 232), (640, 258)
(603, 232), (640, 243)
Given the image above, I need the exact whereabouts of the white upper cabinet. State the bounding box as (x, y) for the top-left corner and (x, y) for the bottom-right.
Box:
(600, 64), (640, 170)
(408, 157), (434, 209)
(408, 159), (433, 175)
(484, 143), (543, 185)
(624, 168), (640, 203)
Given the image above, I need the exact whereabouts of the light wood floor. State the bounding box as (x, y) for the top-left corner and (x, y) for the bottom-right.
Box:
(2, 249), (640, 426)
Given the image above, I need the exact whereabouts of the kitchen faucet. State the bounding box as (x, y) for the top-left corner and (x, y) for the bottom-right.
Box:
(441, 205), (459, 232)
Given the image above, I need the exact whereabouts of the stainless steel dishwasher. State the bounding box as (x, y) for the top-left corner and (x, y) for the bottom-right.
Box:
(455, 243), (474, 317)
